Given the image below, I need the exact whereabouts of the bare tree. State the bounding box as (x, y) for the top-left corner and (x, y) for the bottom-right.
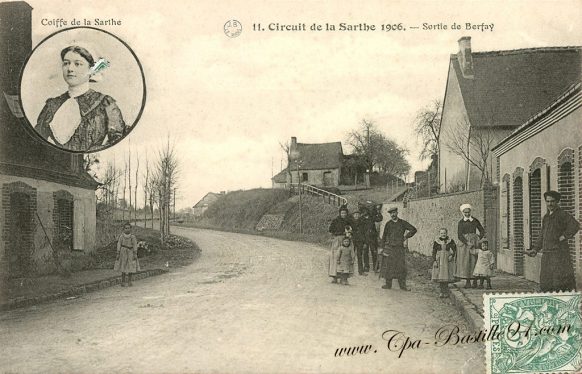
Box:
(151, 138), (179, 244)
(83, 154), (100, 178)
(97, 162), (121, 210)
(279, 141), (293, 184)
(128, 140), (132, 224)
(143, 152), (150, 229)
(122, 160), (127, 221)
(413, 99), (442, 161)
(134, 152), (139, 224)
(445, 117), (496, 189)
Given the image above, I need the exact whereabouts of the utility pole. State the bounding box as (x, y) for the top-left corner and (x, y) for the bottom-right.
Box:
(173, 187), (176, 220)
(297, 161), (303, 234)
(366, 122), (371, 189)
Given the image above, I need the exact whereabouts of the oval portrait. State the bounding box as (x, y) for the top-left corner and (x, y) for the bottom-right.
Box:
(19, 27), (146, 153)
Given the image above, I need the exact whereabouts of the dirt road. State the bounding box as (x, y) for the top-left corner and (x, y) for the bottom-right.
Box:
(1, 227), (484, 373)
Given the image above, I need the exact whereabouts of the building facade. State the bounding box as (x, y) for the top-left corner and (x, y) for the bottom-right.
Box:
(272, 136), (343, 188)
(493, 82), (582, 286)
(0, 2), (98, 278)
(439, 37), (581, 192)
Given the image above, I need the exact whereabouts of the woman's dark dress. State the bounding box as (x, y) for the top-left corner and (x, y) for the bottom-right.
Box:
(455, 218), (485, 279)
(35, 89), (126, 151)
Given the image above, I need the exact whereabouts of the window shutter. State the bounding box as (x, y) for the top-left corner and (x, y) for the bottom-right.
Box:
(73, 201), (85, 250)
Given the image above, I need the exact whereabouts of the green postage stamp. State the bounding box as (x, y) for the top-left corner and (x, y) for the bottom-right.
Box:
(484, 292), (582, 374)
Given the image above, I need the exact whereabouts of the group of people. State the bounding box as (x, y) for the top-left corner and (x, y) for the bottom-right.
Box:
(327, 202), (493, 297)
(328, 189), (580, 294)
(328, 205), (383, 284)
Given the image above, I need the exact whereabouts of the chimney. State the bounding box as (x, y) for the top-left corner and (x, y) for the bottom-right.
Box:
(457, 36), (474, 79)
(0, 2), (32, 94)
(291, 136), (297, 148)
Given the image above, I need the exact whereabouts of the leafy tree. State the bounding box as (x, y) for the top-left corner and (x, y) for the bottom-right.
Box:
(347, 119), (410, 178)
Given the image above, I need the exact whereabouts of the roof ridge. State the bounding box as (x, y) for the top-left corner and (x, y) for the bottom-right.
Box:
(450, 46), (582, 59)
(297, 141), (342, 145)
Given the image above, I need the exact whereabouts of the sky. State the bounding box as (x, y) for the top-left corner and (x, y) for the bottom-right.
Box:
(21, 0), (582, 209)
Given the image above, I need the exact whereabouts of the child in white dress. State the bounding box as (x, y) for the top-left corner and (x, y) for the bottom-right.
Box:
(473, 239), (494, 289)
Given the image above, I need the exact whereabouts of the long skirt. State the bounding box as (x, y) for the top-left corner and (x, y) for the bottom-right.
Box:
(540, 250), (576, 292)
(328, 236), (343, 277)
(114, 247), (141, 273)
(455, 237), (478, 279)
(432, 249), (456, 283)
(380, 245), (406, 280)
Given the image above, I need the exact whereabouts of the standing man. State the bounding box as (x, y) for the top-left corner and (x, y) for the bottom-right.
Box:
(351, 210), (367, 276)
(526, 191), (579, 292)
(380, 206), (417, 290)
(362, 205), (383, 273)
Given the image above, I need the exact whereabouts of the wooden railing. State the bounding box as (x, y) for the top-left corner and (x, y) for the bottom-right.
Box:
(289, 183), (348, 207)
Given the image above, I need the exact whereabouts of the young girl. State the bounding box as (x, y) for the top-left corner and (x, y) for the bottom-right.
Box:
(114, 223), (140, 286)
(336, 236), (355, 285)
(431, 228), (457, 298)
(473, 239), (494, 289)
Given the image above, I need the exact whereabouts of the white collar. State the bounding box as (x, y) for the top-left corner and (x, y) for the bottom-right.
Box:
(68, 83), (90, 98)
(463, 216), (474, 222)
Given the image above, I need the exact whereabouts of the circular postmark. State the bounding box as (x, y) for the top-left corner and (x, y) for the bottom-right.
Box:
(224, 20), (242, 38)
(493, 295), (581, 373)
(19, 26), (146, 153)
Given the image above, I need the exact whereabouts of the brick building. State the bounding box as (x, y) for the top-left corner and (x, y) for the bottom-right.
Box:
(492, 81), (582, 286)
(439, 37), (581, 192)
(272, 136), (343, 188)
(0, 2), (98, 278)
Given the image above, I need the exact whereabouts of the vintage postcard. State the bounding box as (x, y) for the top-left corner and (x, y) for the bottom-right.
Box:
(0, 0), (581, 373)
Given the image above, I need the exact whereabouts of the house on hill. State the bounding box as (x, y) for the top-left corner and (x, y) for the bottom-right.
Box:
(192, 192), (223, 216)
(439, 36), (581, 192)
(0, 2), (99, 277)
(493, 81), (582, 285)
(272, 137), (344, 188)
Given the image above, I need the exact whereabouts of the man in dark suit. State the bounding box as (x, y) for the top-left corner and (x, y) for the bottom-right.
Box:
(526, 190), (579, 292)
(380, 206), (417, 290)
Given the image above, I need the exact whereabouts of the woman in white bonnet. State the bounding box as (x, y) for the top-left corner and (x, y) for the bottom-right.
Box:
(34, 43), (126, 151)
(455, 203), (485, 288)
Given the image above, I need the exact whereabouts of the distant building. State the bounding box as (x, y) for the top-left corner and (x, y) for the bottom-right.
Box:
(493, 81), (582, 284)
(439, 36), (581, 192)
(192, 192), (223, 216)
(272, 136), (344, 188)
(0, 2), (99, 277)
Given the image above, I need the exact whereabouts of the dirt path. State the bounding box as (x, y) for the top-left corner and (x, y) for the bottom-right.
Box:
(1, 227), (485, 373)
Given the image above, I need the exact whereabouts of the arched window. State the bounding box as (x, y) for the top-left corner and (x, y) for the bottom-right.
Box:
(513, 168), (524, 275)
(501, 174), (510, 248)
(529, 168), (542, 249)
(558, 149), (575, 265)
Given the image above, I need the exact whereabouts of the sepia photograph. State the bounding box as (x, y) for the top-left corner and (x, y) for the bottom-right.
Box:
(0, 0), (580, 373)
(19, 27), (145, 152)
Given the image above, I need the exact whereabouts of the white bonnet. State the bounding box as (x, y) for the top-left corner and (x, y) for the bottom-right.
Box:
(460, 203), (472, 213)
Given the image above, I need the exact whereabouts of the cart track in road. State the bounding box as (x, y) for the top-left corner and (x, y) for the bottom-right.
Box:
(1, 227), (484, 374)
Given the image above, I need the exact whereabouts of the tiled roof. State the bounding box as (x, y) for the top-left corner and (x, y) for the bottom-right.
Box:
(451, 46), (582, 128)
(193, 192), (221, 208)
(272, 169), (288, 183)
(292, 142), (343, 170)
